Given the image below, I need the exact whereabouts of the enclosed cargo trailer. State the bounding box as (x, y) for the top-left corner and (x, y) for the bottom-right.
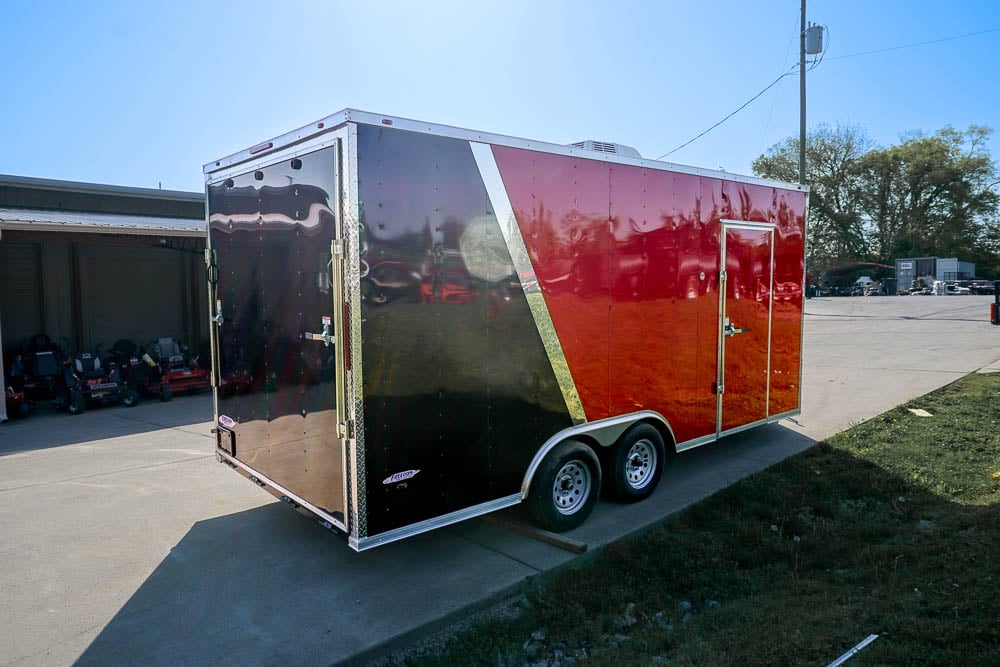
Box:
(204, 110), (808, 551)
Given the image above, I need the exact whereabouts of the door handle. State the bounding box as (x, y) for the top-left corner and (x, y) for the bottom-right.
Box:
(724, 321), (748, 337)
(305, 316), (335, 347)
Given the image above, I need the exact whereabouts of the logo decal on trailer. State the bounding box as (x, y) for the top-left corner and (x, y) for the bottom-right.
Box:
(219, 415), (236, 428)
(383, 470), (420, 485)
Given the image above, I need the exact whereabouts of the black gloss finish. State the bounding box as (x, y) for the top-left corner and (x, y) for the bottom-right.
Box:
(356, 126), (572, 537)
(208, 147), (344, 517)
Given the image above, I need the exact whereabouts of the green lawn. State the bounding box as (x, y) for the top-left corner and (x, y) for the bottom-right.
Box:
(405, 372), (1000, 665)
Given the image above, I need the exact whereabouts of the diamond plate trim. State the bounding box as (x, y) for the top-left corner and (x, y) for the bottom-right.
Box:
(342, 123), (367, 539)
(470, 142), (587, 425)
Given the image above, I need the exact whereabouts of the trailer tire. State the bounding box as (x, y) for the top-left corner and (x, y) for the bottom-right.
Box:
(527, 440), (601, 532)
(159, 384), (173, 402)
(609, 423), (665, 502)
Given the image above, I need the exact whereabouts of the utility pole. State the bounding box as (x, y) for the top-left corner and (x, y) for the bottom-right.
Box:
(799, 0), (806, 185)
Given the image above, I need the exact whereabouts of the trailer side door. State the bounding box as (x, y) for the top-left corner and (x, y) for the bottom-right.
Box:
(718, 222), (774, 433)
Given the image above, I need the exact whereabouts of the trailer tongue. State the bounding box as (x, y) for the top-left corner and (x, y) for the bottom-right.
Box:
(204, 110), (807, 551)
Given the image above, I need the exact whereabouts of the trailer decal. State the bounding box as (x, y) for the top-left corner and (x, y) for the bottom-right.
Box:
(383, 470), (420, 485)
(470, 142), (587, 426)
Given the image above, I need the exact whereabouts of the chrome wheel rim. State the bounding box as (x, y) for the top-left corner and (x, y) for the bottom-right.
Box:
(625, 438), (657, 490)
(551, 459), (592, 515)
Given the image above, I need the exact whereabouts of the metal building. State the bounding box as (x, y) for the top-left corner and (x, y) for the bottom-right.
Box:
(0, 174), (206, 421)
(895, 256), (975, 290)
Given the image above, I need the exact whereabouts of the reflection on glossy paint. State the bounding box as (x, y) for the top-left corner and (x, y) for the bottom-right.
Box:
(208, 146), (344, 516)
(492, 146), (806, 445)
(355, 125), (573, 536)
(721, 226), (772, 431)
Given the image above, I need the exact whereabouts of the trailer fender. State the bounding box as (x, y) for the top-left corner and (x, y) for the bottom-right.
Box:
(520, 411), (675, 500)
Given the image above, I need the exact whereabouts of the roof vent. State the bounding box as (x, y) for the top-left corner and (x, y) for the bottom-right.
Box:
(569, 140), (641, 159)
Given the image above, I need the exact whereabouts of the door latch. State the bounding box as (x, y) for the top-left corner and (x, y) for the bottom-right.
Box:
(304, 316), (335, 347)
(210, 299), (224, 326)
(723, 317), (748, 337)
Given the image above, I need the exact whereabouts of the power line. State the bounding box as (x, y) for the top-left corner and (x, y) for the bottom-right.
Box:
(827, 26), (1000, 60)
(657, 68), (795, 159)
(759, 10), (806, 154)
(657, 25), (996, 161)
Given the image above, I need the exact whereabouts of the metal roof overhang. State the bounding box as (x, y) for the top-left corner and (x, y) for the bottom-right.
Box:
(0, 208), (204, 237)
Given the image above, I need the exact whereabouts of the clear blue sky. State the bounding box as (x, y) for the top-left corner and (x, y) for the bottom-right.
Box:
(2, 0), (998, 193)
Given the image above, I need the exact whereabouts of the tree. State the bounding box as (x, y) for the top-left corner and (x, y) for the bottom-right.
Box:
(754, 124), (1000, 278)
(857, 126), (999, 271)
(752, 124), (872, 274)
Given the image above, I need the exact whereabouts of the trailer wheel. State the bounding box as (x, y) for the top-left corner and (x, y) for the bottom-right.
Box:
(528, 440), (601, 532)
(159, 384), (173, 402)
(122, 388), (140, 408)
(67, 392), (86, 416)
(609, 423), (665, 502)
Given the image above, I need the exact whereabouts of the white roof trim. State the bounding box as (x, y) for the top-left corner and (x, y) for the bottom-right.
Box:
(0, 208), (204, 237)
(205, 108), (809, 193)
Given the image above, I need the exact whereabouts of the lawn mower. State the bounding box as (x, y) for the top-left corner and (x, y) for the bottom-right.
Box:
(60, 346), (140, 415)
(8, 334), (68, 411)
(4, 385), (31, 419)
(120, 337), (211, 401)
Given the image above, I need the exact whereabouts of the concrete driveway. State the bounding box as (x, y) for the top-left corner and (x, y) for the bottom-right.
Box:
(1, 295), (997, 666)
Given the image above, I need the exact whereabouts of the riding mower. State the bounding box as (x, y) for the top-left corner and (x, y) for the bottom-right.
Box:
(5, 352), (33, 419)
(115, 337), (211, 401)
(59, 346), (140, 415)
(11, 334), (66, 409)
(4, 383), (31, 419)
(217, 331), (253, 396)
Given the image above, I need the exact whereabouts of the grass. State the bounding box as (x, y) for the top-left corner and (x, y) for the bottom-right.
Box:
(401, 372), (1000, 665)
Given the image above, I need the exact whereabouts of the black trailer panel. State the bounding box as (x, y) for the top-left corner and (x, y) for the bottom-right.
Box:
(205, 127), (572, 547)
(355, 126), (572, 536)
(208, 146), (346, 525)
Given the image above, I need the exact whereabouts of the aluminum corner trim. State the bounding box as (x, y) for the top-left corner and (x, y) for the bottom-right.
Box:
(469, 141), (587, 425)
(350, 494), (522, 551)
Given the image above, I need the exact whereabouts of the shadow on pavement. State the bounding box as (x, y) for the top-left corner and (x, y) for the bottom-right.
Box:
(0, 393), (213, 455)
(73, 421), (819, 667)
(74, 501), (540, 667)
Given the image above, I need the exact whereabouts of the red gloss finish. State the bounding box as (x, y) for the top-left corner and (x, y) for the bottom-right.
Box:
(607, 167), (719, 442)
(493, 146), (806, 444)
(491, 147), (612, 418)
(701, 179), (806, 429)
(766, 187), (805, 416)
(720, 225), (772, 431)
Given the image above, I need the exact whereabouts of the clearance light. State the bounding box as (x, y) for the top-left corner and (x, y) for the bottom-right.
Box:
(249, 141), (273, 155)
(381, 119), (393, 126)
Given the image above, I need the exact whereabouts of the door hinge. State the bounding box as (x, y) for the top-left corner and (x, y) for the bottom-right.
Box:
(713, 382), (724, 395)
(719, 270), (727, 282)
(338, 420), (354, 440)
(332, 239), (344, 256)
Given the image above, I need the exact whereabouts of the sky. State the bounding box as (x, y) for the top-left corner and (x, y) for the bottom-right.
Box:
(1, 0), (998, 193)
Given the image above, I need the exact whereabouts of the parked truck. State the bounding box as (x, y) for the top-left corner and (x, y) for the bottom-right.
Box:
(204, 110), (808, 551)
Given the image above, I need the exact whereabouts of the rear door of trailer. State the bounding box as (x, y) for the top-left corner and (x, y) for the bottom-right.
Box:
(207, 134), (351, 533)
